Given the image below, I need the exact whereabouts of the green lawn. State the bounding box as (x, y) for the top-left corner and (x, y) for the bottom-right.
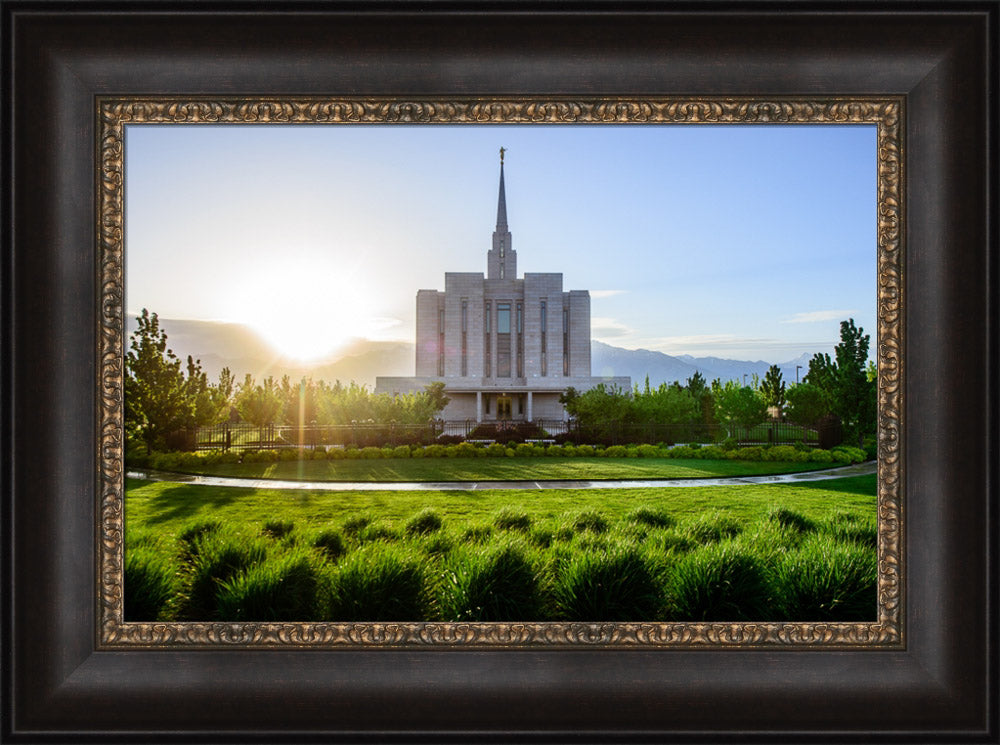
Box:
(125, 474), (876, 538)
(146, 456), (834, 483)
(123, 475), (878, 623)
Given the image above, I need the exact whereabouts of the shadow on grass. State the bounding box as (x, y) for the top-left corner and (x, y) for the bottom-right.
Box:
(793, 474), (877, 497)
(139, 484), (245, 526)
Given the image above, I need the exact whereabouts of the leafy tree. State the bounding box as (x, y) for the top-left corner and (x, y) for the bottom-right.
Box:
(184, 356), (231, 429)
(423, 381), (451, 416)
(785, 382), (830, 429)
(235, 375), (282, 427)
(759, 364), (787, 414)
(125, 309), (192, 451)
(712, 380), (767, 438)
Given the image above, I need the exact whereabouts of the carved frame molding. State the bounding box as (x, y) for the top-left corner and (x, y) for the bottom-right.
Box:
(97, 96), (903, 648)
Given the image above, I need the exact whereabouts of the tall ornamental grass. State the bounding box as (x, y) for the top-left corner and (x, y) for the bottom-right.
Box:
(125, 503), (877, 624)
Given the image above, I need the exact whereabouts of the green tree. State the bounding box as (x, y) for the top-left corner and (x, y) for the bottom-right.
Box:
(125, 309), (192, 451)
(712, 380), (767, 438)
(235, 375), (282, 427)
(805, 319), (877, 447)
(759, 364), (787, 414)
(184, 356), (231, 429)
(785, 382), (830, 430)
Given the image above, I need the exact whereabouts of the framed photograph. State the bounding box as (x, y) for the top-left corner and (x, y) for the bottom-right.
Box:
(4, 2), (996, 741)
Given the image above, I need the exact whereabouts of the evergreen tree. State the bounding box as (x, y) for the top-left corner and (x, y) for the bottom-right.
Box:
(759, 364), (787, 411)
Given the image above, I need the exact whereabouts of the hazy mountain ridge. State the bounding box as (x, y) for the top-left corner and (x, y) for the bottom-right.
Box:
(128, 315), (817, 389)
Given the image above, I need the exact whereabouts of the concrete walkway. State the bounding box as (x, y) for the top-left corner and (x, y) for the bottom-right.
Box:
(126, 461), (876, 492)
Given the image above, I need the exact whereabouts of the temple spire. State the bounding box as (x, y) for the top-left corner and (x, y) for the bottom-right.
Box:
(487, 148), (515, 280)
(495, 147), (508, 232)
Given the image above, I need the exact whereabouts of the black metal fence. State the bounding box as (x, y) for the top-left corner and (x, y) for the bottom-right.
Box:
(193, 419), (820, 452)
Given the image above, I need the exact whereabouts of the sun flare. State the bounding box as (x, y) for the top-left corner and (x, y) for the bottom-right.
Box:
(228, 258), (383, 362)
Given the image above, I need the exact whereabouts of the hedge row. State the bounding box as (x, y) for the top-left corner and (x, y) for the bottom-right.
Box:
(129, 442), (869, 472)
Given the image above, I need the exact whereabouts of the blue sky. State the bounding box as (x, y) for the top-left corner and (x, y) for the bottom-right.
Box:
(125, 123), (877, 362)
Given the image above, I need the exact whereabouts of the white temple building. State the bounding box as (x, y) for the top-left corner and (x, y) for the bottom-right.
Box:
(375, 150), (629, 423)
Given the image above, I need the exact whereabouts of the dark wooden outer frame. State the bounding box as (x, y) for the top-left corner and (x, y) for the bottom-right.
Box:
(2, 2), (996, 741)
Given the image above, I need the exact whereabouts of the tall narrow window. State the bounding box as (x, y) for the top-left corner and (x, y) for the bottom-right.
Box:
(437, 307), (445, 377)
(516, 302), (523, 377)
(563, 307), (569, 376)
(540, 300), (547, 377)
(461, 299), (468, 376)
(484, 301), (491, 377)
(497, 302), (511, 377)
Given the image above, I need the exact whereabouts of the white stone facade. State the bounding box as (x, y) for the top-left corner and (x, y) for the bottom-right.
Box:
(376, 154), (629, 423)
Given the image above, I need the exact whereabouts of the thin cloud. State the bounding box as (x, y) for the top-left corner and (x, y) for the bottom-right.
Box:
(590, 290), (628, 299)
(591, 317), (634, 338)
(781, 310), (858, 324)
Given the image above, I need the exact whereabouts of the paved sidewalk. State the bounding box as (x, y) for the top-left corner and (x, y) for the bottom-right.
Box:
(126, 461), (876, 492)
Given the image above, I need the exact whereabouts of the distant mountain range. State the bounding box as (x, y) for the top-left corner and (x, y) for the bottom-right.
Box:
(127, 315), (817, 389)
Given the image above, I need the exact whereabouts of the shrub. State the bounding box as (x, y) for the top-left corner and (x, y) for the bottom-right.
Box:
(809, 449), (833, 462)
(312, 529), (346, 561)
(360, 446), (383, 459)
(215, 548), (325, 621)
(697, 446), (726, 460)
(603, 445), (627, 458)
(736, 447), (764, 461)
(262, 520), (294, 539)
(663, 543), (772, 621)
(626, 506), (675, 529)
(455, 442), (479, 458)
(436, 434), (464, 445)
(424, 444), (446, 458)
(391, 445), (411, 459)
(765, 445), (799, 462)
(571, 511), (609, 535)
(485, 443), (507, 457)
(326, 543), (428, 621)
(493, 508), (532, 532)
(772, 536), (877, 621)
(124, 544), (177, 621)
(574, 444), (596, 457)
(405, 508), (444, 536)
(514, 443), (534, 457)
(439, 543), (543, 621)
(636, 444), (660, 458)
(551, 548), (660, 621)
(669, 445), (696, 459)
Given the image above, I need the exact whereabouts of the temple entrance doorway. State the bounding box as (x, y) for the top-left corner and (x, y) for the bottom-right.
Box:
(496, 395), (512, 420)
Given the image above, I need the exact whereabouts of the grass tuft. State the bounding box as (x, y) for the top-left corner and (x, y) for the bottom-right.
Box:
(663, 543), (771, 621)
(493, 508), (532, 532)
(215, 548), (325, 621)
(405, 508), (444, 536)
(326, 543), (429, 621)
(550, 548), (661, 621)
(439, 542), (543, 621)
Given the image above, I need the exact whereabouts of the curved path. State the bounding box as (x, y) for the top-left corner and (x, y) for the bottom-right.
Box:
(127, 461), (875, 492)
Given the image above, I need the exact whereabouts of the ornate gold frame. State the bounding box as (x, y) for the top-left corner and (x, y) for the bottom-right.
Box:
(98, 96), (903, 648)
